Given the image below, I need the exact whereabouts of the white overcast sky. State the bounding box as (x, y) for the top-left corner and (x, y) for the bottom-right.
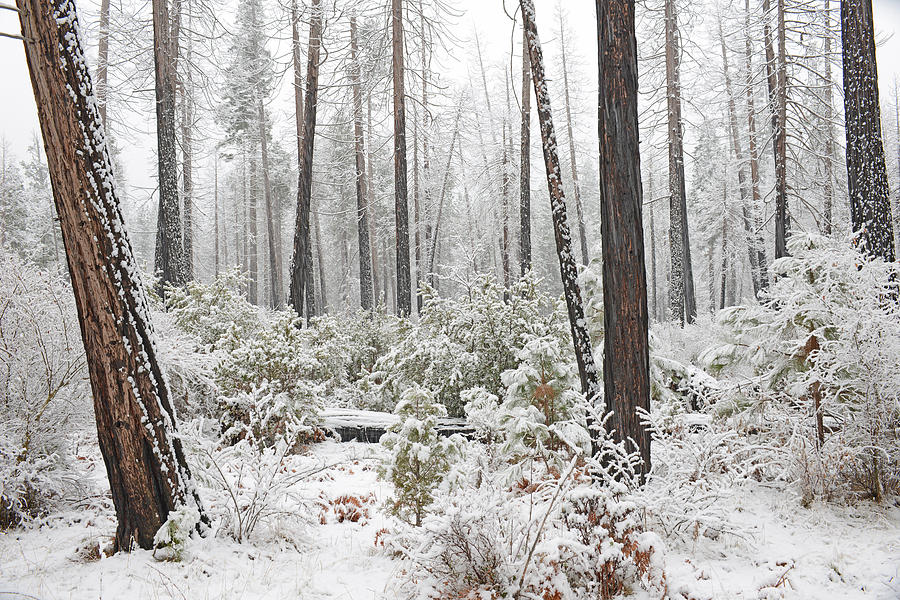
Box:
(1, 0), (899, 191)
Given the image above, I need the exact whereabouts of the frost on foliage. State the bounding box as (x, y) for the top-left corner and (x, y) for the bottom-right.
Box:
(166, 269), (262, 349)
(368, 273), (567, 416)
(0, 251), (90, 527)
(379, 386), (462, 526)
(699, 234), (900, 500)
(219, 384), (321, 450)
(498, 334), (590, 481)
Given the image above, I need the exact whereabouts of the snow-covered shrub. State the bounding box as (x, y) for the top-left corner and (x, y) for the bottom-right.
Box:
(499, 334), (590, 480)
(371, 273), (566, 416)
(152, 311), (219, 418)
(0, 252), (89, 527)
(219, 384), (322, 450)
(379, 385), (462, 526)
(544, 484), (668, 599)
(153, 503), (202, 561)
(304, 308), (402, 395)
(166, 268), (261, 349)
(702, 234), (900, 501)
(216, 311), (321, 400)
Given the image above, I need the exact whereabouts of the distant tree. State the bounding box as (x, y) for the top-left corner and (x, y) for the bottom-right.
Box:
(17, 0), (205, 550)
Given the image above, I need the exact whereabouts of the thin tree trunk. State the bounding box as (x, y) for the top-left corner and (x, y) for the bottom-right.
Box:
(744, 0), (770, 289)
(259, 99), (282, 308)
(96, 0), (110, 129)
(152, 0), (184, 290)
(501, 75), (511, 290)
(719, 18), (762, 297)
(367, 93), (380, 305)
(181, 7), (193, 281)
(764, 0), (789, 258)
(214, 154), (220, 277)
(520, 27), (532, 275)
(822, 0), (835, 235)
(559, 17), (588, 266)
(289, 0), (322, 321)
(427, 104), (462, 283)
(248, 147), (258, 304)
(664, 0), (696, 325)
(842, 0), (894, 261)
(351, 16), (373, 310)
(648, 166), (658, 321)
(520, 0), (602, 450)
(596, 0), (651, 475)
(314, 210), (326, 312)
(17, 0), (205, 550)
(392, 0), (412, 316)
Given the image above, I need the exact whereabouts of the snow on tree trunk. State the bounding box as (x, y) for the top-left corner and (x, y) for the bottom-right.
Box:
(518, 0), (602, 447)
(17, 0), (205, 550)
(520, 27), (532, 276)
(664, 0), (696, 326)
(841, 0), (894, 262)
(596, 0), (652, 476)
(763, 0), (790, 259)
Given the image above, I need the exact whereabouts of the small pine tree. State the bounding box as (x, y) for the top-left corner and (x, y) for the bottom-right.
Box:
(379, 386), (460, 526)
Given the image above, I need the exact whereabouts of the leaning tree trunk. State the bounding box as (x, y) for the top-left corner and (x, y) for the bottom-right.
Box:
(842, 0), (894, 261)
(96, 0), (110, 128)
(392, 0), (412, 316)
(596, 0), (652, 476)
(289, 0), (322, 321)
(151, 0), (184, 290)
(520, 27), (532, 275)
(519, 0), (602, 442)
(664, 0), (696, 325)
(17, 0), (205, 550)
(427, 104), (462, 284)
(351, 16), (374, 310)
(559, 18), (588, 266)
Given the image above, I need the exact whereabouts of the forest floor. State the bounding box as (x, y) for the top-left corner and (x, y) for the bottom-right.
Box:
(1, 439), (898, 600)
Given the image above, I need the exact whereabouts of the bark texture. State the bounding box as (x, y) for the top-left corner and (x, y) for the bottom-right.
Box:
(392, 0), (412, 316)
(18, 0), (204, 550)
(596, 0), (652, 475)
(351, 16), (374, 310)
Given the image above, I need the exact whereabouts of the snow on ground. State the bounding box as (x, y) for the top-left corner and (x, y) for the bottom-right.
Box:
(1, 440), (898, 600)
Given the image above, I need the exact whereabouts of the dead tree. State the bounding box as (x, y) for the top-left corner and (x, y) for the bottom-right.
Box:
(17, 0), (205, 550)
(152, 0), (184, 289)
(664, 0), (696, 325)
(519, 0), (602, 444)
(596, 0), (652, 475)
(351, 16), (374, 310)
(289, 0), (322, 321)
(392, 0), (412, 316)
(842, 0), (894, 261)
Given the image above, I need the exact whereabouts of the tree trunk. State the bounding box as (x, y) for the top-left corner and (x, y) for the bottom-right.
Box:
(764, 0), (789, 258)
(842, 0), (894, 261)
(181, 10), (193, 282)
(248, 147), (258, 304)
(17, 0), (205, 551)
(520, 27), (532, 275)
(647, 166), (658, 321)
(501, 76), (511, 290)
(214, 154), (220, 277)
(258, 99), (282, 308)
(314, 209), (326, 312)
(367, 93), (381, 305)
(351, 17), (374, 310)
(427, 104), (462, 284)
(719, 18), (762, 297)
(289, 0), (322, 321)
(822, 0), (835, 236)
(559, 17), (588, 266)
(96, 0), (110, 129)
(520, 0), (602, 449)
(664, 0), (696, 325)
(596, 0), (651, 475)
(152, 0), (184, 290)
(744, 0), (770, 289)
(392, 0), (412, 316)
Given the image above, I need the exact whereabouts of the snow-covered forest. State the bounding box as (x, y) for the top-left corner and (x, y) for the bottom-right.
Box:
(1, 0), (899, 597)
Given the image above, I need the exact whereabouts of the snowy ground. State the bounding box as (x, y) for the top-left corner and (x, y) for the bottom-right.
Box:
(1, 440), (898, 600)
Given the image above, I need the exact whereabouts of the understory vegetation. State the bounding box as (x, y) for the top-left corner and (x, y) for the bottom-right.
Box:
(1, 237), (898, 597)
